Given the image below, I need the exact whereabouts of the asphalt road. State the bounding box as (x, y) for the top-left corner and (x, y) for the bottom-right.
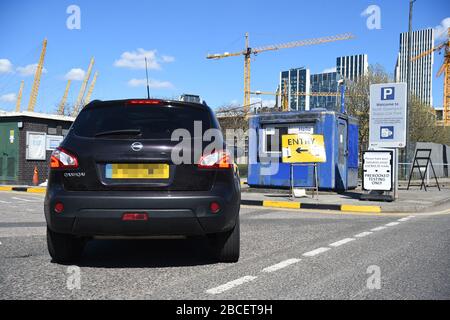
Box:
(0, 191), (449, 300)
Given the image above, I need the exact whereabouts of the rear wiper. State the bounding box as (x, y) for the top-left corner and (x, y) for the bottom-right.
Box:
(94, 129), (142, 137)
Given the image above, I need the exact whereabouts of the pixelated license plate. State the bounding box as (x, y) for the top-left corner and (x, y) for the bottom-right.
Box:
(105, 163), (169, 179)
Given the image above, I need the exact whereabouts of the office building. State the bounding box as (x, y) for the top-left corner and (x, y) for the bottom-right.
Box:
(336, 54), (368, 82)
(310, 71), (342, 111)
(279, 68), (310, 111)
(395, 28), (434, 105)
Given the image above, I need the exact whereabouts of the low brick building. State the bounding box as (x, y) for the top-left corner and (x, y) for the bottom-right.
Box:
(0, 110), (74, 185)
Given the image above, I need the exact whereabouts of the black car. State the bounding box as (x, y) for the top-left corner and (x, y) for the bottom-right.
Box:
(45, 99), (240, 263)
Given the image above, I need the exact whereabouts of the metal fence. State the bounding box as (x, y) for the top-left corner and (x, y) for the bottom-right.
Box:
(397, 162), (449, 182)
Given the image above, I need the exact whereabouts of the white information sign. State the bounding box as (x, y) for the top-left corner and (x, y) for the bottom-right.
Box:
(363, 151), (393, 191)
(26, 132), (46, 160)
(46, 135), (64, 150)
(369, 83), (407, 148)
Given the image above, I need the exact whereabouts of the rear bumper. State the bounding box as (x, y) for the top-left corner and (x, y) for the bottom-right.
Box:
(44, 183), (240, 237)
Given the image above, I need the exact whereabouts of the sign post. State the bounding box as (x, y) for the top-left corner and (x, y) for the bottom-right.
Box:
(361, 150), (394, 202)
(367, 83), (407, 201)
(281, 134), (326, 199)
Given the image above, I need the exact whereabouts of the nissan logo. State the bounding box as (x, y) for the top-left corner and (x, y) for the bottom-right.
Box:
(131, 142), (143, 152)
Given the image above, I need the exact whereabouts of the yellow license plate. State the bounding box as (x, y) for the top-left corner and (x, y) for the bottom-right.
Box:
(106, 163), (169, 179)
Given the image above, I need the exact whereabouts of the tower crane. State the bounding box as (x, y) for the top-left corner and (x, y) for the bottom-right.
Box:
(15, 81), (24, 112)
(84, 71), (98, 105)
(27, 39), (47, 112)
(206, 32), (354, 114)
(58, 80), (71, 115)
(411, 27), (450, 126)
(73, 57), (95, 116)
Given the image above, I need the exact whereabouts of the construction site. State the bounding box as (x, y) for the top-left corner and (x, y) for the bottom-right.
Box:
(0, 26), (449, 187)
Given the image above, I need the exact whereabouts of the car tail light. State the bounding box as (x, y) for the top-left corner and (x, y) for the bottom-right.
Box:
(127, 99), (163, 105)
(54, 202), (64, 214)
(50, 148), (78, 169)
(209, 202), (221, 214)
(198, 150), (232, 169)
(122, 213), (148, 221)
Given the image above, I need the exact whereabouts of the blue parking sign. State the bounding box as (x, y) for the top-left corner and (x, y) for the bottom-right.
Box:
(381, 87), (395, 100)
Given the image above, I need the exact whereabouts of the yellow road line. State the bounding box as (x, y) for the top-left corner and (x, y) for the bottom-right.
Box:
(263, 200), (301, 209)
(341, 204), (381, 213)
(27, 188), (46, 193)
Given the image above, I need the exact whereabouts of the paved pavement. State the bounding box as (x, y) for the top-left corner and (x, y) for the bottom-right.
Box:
(0, 191), (449, 299)
(241, 185), (450, 213)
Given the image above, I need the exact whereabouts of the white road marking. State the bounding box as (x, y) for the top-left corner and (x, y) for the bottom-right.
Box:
(302, 247), (330, 257)
(11, 197), (39, 202)
(329, 238), (355, 247)
(371, 226), (387, 231)
(385, 222), (400, 227)
(398, 217), (410, 222)
(206, 276), (257, 294)
(355, 231), (373, 238)
(408, 215), (415, 218)
(262, 258), (301, 273)
(0, 200), (11, 203)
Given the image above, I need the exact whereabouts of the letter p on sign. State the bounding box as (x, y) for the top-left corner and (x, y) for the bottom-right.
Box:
(381, 87), (395, 100)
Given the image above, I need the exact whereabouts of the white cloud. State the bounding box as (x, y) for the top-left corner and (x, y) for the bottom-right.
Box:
(114, 48), (174, 70)
(0, 93), (17, 103)
(434, 17), (450, 41)
(64, 68), (86, 81)
(127, 78), (174, 89)
(322, 67), (337, 73)
(16, 63), (48, 76)
(0, 59), (13, 73)
(161, 55), (175, 63)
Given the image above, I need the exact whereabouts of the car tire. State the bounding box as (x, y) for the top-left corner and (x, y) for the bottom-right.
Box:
(209, 218), (240, 263)
(47, 227), (85, 264)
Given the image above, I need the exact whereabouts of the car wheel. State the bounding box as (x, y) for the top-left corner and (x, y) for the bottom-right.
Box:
(47, 227), (85, 264)
(209, 218), (240, 263)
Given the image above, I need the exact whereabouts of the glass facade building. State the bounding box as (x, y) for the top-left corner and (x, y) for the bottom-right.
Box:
(395, 28), (434, 106)
(279, 68), (310, 111)
(336, 54), (368, 82)
(310, 72), (341, 111)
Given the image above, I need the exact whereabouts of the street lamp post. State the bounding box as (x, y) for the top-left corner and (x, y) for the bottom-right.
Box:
(405, 0), (416, 173)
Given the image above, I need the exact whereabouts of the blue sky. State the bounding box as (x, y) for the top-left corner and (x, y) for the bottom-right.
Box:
(0, 0), (448, 112)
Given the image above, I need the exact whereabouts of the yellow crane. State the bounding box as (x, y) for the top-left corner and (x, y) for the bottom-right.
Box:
(27, 39), (47, 112)
(84, 71), (98, 105)
(206, 32), (354, 114)
(58, 80), (71, 115)
(73, 57), (95, 116)
(411, 27), (450, 126)
(15, 81), (24, 112)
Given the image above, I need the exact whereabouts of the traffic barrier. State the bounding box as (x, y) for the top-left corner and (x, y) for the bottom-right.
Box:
(241, 199), (381, 213)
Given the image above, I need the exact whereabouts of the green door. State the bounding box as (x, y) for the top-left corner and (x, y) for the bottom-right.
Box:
(0, 122), (19, 183)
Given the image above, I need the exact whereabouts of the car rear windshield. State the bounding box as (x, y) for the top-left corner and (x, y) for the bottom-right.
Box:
(72, 104), (212, 139)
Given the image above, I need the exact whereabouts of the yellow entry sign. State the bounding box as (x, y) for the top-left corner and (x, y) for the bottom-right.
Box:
(282, 134), (326, 163)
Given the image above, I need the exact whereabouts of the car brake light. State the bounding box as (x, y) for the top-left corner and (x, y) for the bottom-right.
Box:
(54, 202), (64, 214)
(122, 213), (148, 221)
(198, 150), (232, 169)
(210, 202), (221, 213)
(50, 147), (78, 169)
(127, 99), (163, 105)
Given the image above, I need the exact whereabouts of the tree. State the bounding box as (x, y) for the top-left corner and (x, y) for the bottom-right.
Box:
(346, 64), (390, 156)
